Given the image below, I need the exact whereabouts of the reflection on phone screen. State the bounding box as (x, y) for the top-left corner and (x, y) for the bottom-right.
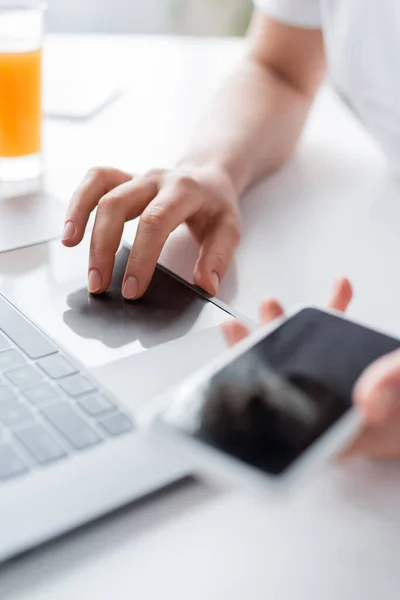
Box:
(196, 363), (344, 475)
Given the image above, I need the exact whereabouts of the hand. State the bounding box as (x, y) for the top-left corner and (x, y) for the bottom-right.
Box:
(222, 277), (400, 460)
(62, 164), (241, 299)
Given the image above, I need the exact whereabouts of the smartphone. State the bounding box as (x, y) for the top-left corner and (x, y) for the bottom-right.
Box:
(152, 308), (400, 493)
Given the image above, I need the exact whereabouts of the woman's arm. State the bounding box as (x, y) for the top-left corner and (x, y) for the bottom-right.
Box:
(181, 13), (326, 195)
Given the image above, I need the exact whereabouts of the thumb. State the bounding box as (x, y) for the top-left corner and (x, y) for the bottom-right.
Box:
(194, 218), (240, 296)
(353, 349), (400, 425)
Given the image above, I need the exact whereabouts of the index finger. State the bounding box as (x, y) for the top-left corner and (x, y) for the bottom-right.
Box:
(62, 167), (132, 247)
(122, 184), (200, 299)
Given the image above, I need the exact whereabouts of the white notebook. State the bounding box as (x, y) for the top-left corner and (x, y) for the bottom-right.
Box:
(43, 47), (123, 120)
(43, 75), (122, 120)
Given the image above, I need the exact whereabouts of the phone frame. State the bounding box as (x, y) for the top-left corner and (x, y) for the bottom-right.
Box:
(148, 306), (389, 495)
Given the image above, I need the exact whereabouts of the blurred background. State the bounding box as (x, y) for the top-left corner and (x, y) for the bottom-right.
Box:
(47, 0), (253, 36)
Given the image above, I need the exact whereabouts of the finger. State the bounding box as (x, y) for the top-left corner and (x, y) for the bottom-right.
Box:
(122, 185), (200, 299)
(342, 421), (400, 459)
(194, 217), (241, 296)
(260, 299), (285, 326)
(63, 167), (133, 247)
(326, 277), (353, 312)
(353, 349), (400, 426)
(88, 178), (159, 294)
(221, 320), (250, 347)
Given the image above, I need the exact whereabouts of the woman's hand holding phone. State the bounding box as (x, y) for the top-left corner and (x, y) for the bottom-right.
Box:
(222, 277), (400, 460)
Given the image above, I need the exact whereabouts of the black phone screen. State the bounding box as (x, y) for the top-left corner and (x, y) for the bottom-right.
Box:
(167, 309), (400, 476)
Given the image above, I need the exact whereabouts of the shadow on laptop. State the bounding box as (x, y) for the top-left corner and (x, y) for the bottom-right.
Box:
(63, 247), (209, 349)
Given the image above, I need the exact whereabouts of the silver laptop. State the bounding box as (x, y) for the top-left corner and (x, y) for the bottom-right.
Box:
(0, 256), (228, 563)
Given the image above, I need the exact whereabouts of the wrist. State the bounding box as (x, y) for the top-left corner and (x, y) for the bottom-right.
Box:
(176, 153), (241, 199)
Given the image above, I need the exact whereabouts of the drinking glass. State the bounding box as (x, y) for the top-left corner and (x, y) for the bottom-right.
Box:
(0, 2), (45, 182)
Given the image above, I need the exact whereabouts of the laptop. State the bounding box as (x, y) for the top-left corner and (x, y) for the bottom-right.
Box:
(0, 249), (229, 564)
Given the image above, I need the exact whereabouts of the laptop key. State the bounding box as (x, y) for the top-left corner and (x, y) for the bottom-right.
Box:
(37, 354), (78, 379)
(0, 384), (16, 404)
(0, 294), (57, 359)
(59, 374), (96, 397)
(23, 383), (61, 406)
(15, 424), (67, 465)
(5, 365), (43, 389)
(99, 411), (134, 437)
(0, 444), (28, 481)
(0, 331), (11, 351)
(0, 403), (33, 428)
(78, 394), (115, 417)
(41, 402), (102, 450)
(0, 349), (26, 372)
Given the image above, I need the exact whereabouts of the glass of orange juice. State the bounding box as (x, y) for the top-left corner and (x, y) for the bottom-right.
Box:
(0, 2), (45, 182)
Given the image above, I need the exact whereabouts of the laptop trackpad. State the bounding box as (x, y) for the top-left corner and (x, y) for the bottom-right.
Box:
(0, 242), (228, 369)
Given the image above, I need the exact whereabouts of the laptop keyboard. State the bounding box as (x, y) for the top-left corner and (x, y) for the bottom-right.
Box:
(0, 294), (134, 483)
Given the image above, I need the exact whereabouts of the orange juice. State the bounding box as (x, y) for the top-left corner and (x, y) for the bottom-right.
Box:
(0, 48), (42, 158)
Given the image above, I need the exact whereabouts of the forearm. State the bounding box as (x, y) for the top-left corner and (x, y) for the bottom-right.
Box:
(180, 56), (314, 196)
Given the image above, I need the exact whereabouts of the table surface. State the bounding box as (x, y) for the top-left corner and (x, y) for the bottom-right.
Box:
(1, 34), (400, 600)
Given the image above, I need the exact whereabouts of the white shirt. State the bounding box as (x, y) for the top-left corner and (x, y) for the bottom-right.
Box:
(254, 0), (400, 173)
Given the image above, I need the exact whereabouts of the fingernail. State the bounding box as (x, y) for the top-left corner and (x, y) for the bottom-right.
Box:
(122, 276), (138, 300)
(62, 221), (75, 241)
(210, 271), (220, 295)
(88, 269), (102, 293)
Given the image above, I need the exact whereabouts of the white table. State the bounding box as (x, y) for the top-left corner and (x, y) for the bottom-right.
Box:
(1, 35), (400, 600)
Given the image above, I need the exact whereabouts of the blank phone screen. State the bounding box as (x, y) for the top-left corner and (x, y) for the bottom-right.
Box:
(165, 309), (400, 476)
